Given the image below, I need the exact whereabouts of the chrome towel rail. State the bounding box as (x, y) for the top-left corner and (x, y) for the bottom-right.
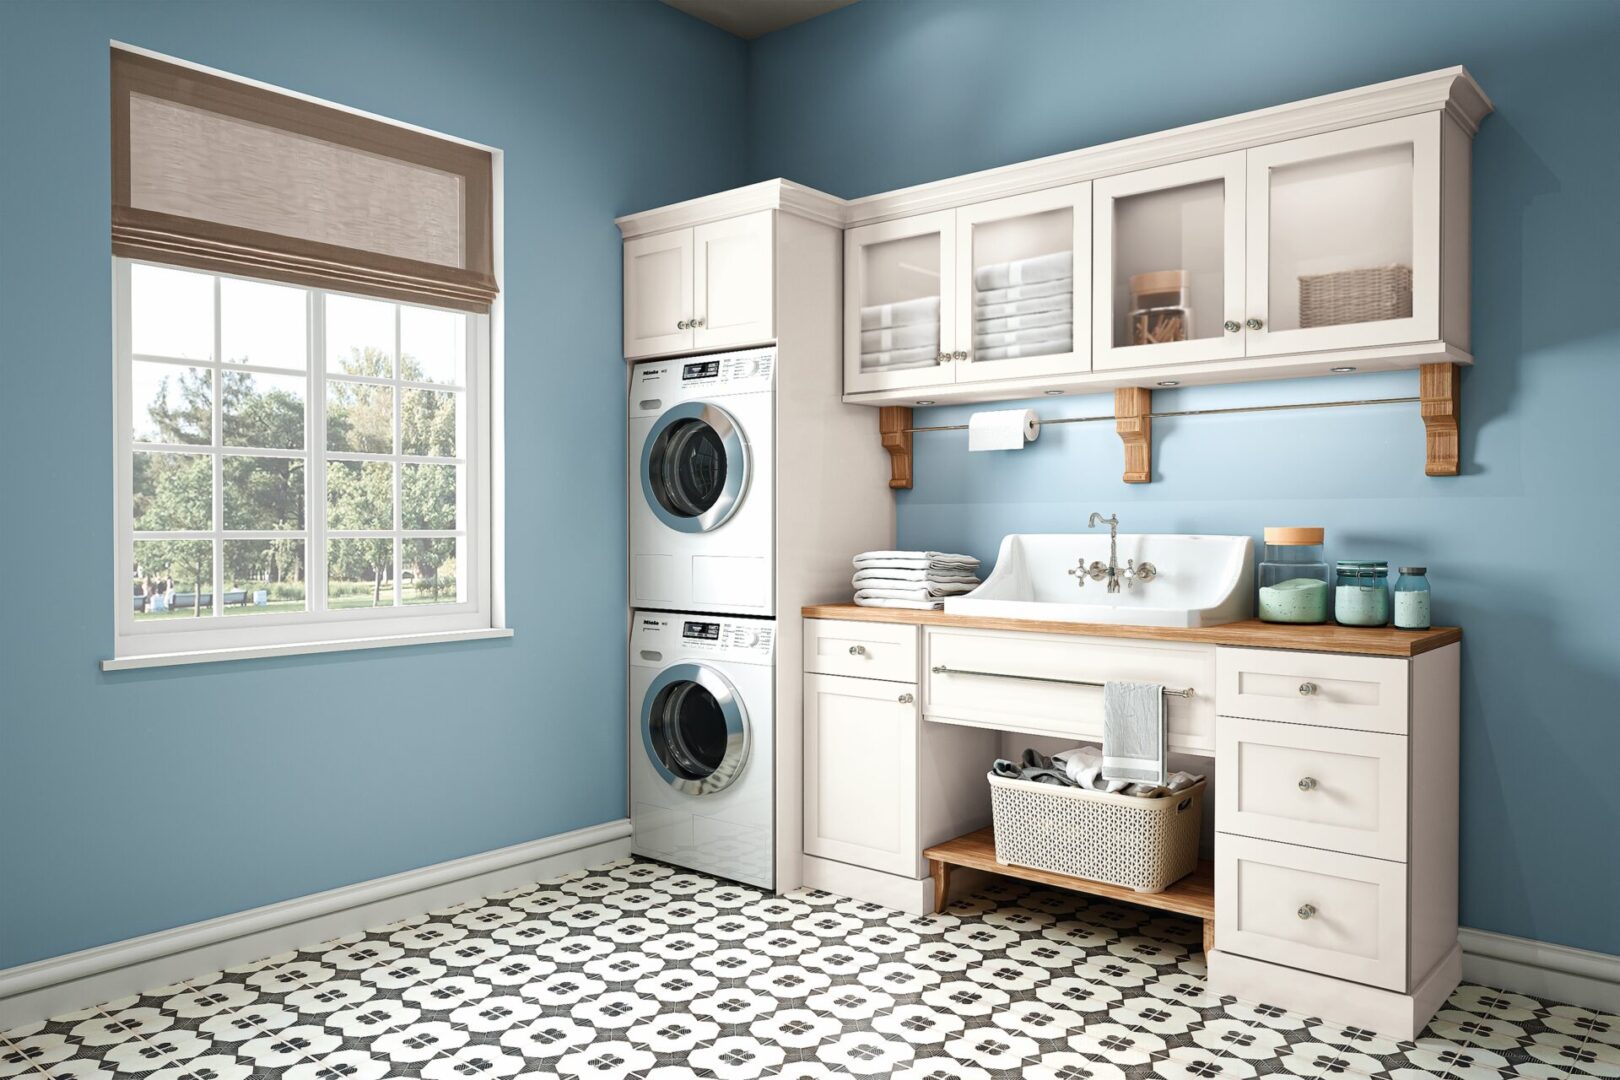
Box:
(930, 664), (1195, 699)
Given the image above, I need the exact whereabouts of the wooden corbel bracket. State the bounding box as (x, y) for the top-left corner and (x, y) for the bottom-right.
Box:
(879, 406), (913, 490)
(1115, 387), (1152, 483)
(1420, 362), (1460, 476)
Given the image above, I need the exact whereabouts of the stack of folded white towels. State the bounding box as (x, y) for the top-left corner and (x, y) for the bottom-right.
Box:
(858, 296), (940, 373)
(973, 251), (1073, 361)
(852, 550), (980, 610)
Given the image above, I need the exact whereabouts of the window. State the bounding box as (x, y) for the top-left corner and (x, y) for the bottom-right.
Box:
(115, 260), (493, 660)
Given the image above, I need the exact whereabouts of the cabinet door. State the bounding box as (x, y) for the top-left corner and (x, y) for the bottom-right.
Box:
(803, 673), (919, 876)
(844, 210), (957, 396)
(694, 210), (775, 352)
(953, 182), (1092, 382)
(1245, 114), (1439, 356)
(1093, 153), (1246, 371)
(624, 228), (694, 359)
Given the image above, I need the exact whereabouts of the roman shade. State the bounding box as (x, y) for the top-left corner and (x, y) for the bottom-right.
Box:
(111, 48), (497, 312)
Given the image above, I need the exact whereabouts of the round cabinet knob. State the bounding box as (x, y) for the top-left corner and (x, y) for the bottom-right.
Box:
(898, 693), (914, 704)
(849, 645), (866, 656)
(953, 350), (969, 362)
(677, 320), (689, 330)
(1298, 682), (1317, 696)
(1297, 903), (1317, 921)
(1246, 317), (1264, 331)
(1223, 319), (1241, 333)
(937, 352), (951, 364)
(1298, 776), (1318, 792)
(692, 318), (705, 328)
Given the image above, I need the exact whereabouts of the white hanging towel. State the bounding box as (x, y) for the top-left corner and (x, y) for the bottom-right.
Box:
(973, 250), (1073, 292)
(967, 409), (1040, 451)
(859, 295), (941, 331)
(1101, 681), (1169, 787)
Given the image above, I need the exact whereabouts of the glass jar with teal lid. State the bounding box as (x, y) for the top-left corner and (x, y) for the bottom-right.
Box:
(1257, 526), (1330, 624)
(1394, 567), (1431, 629)
(1335, 561), (1390, 626)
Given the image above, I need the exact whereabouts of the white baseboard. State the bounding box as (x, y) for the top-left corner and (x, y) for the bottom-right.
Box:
(0, 819), (631, 1029)
(1460, 926), (1620, 1014)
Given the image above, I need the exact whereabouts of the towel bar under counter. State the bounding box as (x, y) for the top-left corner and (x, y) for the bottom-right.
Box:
(930, 664), (1196, 699)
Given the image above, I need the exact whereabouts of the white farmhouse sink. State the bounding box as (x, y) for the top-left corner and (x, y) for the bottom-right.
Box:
(944, 533), (1254, 628)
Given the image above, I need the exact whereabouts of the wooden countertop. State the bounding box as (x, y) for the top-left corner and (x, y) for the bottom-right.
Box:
(801, 604), (1460, 658)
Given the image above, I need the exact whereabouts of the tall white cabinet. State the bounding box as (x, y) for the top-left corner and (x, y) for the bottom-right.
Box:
(623, 208), (776, 359)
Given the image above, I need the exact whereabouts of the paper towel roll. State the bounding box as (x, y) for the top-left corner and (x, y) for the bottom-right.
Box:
(968, 409), (1040, 451)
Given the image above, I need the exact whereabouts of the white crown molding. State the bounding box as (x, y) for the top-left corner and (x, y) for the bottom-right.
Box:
(616, 67), (1491, 238)
(1460, 927), (1620, 1014)
(0, 819), (631, 1029)
(615, 178), (845, 238)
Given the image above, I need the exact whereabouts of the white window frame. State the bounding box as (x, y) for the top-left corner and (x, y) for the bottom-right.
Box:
(111, 258), (499, 664)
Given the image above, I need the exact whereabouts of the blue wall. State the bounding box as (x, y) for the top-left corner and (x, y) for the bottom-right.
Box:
(0, 0), (746, 968)
(748, 0), (1620, 955)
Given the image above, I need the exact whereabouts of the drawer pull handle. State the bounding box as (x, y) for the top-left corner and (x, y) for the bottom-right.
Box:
(1297, 903), (1317, 920)
(929, 664), (1194, 698)
(898, 692), (914, 704)
(849, 645), (866, 656)
(1297, 776), (1318, 792)
(1298, 682), (1317, 696)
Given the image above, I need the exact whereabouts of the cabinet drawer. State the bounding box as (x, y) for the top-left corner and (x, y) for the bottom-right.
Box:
(1217, 834), (1407, 991)
(1217, 718), (1408, 861)
(1217, 647), (1408, 734)
(804, 619), (919, 682)
(925, 627), (1215, 753)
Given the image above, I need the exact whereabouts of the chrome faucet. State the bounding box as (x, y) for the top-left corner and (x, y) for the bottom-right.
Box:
(1070, 512), (1158, 593)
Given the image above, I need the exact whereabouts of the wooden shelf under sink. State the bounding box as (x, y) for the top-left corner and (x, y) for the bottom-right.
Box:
(923, 827), (1216, 955)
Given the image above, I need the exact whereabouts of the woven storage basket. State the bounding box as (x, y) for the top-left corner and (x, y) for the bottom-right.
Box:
(989, 774), (1204, 893)
(1298, 264), (1412, 329)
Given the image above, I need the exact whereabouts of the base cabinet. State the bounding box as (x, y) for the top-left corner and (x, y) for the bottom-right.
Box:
(803, 672), (920, 877)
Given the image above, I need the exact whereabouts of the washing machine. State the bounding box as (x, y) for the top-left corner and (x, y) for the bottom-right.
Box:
(630, 610), (774, 889)
(629, 348), (775, 617)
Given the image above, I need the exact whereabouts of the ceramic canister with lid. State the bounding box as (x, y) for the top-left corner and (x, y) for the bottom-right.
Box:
(1257, 527), (1330, 624)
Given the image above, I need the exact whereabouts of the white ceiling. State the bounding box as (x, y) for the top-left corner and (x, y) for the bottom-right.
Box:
(660, 0), (857, 40)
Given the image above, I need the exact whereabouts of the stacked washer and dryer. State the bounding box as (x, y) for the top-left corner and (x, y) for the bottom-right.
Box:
(619, 194), (893, 893)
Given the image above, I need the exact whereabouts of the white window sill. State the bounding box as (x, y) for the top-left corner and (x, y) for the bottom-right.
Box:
(103, 627), (514, 671)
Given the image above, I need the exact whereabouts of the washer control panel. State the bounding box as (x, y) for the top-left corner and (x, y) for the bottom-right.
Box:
(631, 347), (774, 412)
(632, 612), (774, 665)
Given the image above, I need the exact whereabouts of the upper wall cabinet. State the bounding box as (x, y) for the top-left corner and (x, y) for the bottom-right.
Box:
(845, 184), (1092, 395)
(623, 209), (775, 359)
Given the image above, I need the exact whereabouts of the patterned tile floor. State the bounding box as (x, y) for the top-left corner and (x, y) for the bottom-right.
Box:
(3, 858), (1615, 1080)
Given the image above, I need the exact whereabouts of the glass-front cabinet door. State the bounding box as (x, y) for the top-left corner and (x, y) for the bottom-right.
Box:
(1092, 153), (1246, 372)
(1245, 114), (1439, 357)
(953, 182), (1091, 383)
(844, 210), (956, 395)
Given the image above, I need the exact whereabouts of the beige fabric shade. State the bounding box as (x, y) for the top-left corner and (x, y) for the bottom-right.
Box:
(112, 48), (497, 312)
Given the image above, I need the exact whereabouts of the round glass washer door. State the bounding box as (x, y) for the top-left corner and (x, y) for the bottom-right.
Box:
(640, 663), (750, 796)
(640, 402), (749, 533)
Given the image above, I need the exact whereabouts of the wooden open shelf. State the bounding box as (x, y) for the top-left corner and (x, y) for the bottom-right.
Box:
(923, 827), (1216, 955)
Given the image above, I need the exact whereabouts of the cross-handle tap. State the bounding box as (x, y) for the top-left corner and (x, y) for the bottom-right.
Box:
(1070, 513), (1158, 593)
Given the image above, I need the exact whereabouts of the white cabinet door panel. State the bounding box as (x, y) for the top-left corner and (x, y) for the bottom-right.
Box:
(694, 211), (775, 351)
(624, 228), (694, 359)
(803, 673), (920, 876)
(844, 210), (957, 396)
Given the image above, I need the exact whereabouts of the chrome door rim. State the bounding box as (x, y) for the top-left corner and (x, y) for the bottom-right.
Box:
(640, 663), (750, 796)
(640, 402), (749, 533)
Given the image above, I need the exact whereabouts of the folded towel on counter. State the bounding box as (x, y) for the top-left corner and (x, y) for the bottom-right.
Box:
(974, 308), (1073, 336)
(853, 550), (980, 571)
(859, 344), (941, 371)
(1102, 681), (1169, 787)
(860, 296), (940, 331)
(860, 323), (939, 353)
(972, 323), (1074, 350)
(853, 596), (945, 610)
(975, 293), (1074, 322)
(975, 337), (1073, 362)
(853, 568), (980, 586)
(973, 250), (1073, 292)
(975, 277), (1072, 307)
(854, 583), (978, 600)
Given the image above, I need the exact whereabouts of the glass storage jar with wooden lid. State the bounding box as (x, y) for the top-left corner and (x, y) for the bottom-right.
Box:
(1128, 270), (1192, 346)
(1257, 526), (1330, 624)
